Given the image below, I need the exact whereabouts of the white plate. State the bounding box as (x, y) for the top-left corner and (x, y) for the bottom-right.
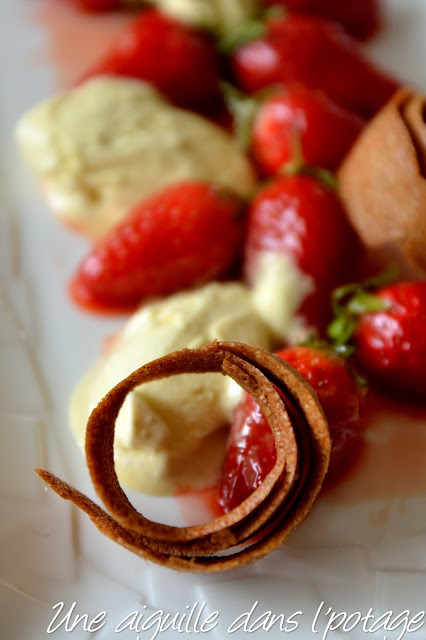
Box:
(1, 1), (426, 638)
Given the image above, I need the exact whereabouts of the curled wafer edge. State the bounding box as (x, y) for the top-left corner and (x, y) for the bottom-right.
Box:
(338, 86), (426, 276)
(35, 341), (331, 573)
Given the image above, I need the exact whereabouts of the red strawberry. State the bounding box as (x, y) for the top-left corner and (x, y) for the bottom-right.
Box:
(244, 174), (361, 334)
(354, 282), (426, 400)
(78, 9), (221, 110)
(67, 0), (123, 11)
(218, 345), (365, 512)
(263, 0), (382, 41)
(231, 14), (399, 118)
(70, 182), (245, 312)
(218, 393), (276, 512)
(251, 85), (364, 175)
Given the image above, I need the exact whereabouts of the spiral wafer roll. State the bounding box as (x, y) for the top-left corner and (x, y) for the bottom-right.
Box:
(36, 341), (330, 573)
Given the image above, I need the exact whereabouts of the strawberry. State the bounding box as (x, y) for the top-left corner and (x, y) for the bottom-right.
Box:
(68, 0), (145, 10)
(67, 0), (124, 11)
(230, 13), (399, 118)
(250, 85), (365, 175)
(330, 280), (426, 401)
(244, 174), (361, 334)
(218, 393), (276, 512)
(78, 9), (221, 110)
(69, 182), (245, 312)
(218, 345), (365, 512)
(263, 0), (382, 41)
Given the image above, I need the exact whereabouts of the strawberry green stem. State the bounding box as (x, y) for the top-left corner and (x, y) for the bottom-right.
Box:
(221, 82), (278, 150)
(218, 6), (285, 54)
(218, 20), (266, 54)
(281, 127), (337, 190)
(284, 162), (338, 190)
(327, 265), (399, 346)
(299, 333), (356, 357)
(220, 82), (259, 150)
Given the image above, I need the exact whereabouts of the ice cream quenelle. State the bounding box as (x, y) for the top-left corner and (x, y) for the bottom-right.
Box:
(70, 281), (292, 495)
(150, 0), (260, 36)
(16, 77), (256, 239)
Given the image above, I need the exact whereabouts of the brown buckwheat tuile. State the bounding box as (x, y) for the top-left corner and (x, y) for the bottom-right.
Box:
(36, 341), (330, 573)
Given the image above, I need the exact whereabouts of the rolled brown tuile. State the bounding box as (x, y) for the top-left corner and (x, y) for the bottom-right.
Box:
(338, 87), (426, 277)
(35, 341), (330, 573)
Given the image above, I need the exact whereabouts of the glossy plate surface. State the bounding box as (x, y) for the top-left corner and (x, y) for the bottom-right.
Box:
(1, 1), (426, 638)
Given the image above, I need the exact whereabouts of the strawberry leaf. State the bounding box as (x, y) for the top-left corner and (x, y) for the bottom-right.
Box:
(327, 266), (398, 347)
(218, 6), (286, 54)
(218, 20), (267, 54)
